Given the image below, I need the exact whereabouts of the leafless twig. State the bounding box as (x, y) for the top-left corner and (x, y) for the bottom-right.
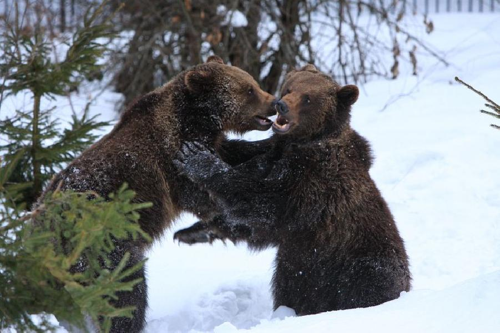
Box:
(455, 76), (500, 130)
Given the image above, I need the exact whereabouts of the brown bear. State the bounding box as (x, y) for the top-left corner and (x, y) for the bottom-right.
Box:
(38, 56), (276, 332)
(173, 64), (411, 315)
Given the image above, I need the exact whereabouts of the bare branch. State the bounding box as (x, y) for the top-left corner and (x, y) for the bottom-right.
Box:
(455, 77), (500, 111)
(456, 76), (500, 129)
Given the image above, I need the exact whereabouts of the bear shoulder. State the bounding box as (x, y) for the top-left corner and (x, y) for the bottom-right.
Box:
(344, 129), (374, 170)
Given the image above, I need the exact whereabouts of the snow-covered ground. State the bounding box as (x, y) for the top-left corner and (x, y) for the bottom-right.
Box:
(2, 12), (499, 333)
(144, 13), (500, 333)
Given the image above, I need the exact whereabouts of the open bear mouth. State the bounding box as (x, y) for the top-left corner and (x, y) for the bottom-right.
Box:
(272, 114), (291, 133)
(254, 115), (272, 127)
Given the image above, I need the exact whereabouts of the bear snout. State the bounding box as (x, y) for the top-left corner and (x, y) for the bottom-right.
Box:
(275, 100), (289, 115)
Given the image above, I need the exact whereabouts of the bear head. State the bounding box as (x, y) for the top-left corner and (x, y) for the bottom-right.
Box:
(184, 56), (276, 133)
(272, 64), (359, 138)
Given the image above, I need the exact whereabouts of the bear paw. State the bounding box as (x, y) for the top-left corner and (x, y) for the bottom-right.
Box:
(174, 221), (224, 245)
(174, 141), (229, 183)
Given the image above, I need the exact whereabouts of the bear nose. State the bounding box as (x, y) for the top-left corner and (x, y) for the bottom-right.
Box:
(271, 98), (279, 109)
(274, 100), (289, 115)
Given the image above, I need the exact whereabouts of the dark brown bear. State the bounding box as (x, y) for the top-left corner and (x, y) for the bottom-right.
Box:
(38, 56), (276, 332)
(174, 64), (411, 315)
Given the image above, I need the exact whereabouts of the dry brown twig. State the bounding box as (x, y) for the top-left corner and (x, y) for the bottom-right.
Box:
(1, 0), (443, 111)
(455, 76), (500, 130)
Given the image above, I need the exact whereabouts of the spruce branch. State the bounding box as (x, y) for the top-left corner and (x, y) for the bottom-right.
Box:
(0, 1), (114, 208)
(1, 174), (151, 332)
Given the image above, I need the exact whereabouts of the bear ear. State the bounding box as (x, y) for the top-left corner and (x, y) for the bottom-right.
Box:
(337, 85), (359, 106)
(206, 55), (224, 64)
(185, 68), (216, 93)
(302, 64), (318, 72)
(285, 69), (298, 81)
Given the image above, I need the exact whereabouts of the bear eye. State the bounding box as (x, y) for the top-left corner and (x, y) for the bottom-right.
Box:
(305, 95), (311, 104)
(281, 88), (291, 99)
(248, 87), (254, 95)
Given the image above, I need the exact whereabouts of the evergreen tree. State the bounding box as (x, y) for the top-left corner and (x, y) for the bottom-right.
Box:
(0, 2), (151, 332)
(0, 1), (115, 208)
(1, 156), (151, 331)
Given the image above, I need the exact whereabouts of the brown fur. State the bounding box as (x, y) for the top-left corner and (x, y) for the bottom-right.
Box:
(174, 65), (411, 315)
(38, 56), (276, 332)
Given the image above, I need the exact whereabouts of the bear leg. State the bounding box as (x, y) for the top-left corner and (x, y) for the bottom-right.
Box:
(106, 246), (148, 333)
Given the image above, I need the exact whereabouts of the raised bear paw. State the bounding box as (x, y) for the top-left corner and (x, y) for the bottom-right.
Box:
(173, 221), (223, 245)
(173, 141), (229, 183)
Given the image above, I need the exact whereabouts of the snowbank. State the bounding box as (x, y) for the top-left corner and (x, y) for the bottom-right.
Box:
(215, 271), (500, 333)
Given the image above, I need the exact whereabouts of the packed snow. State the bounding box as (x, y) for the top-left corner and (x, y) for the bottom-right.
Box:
(2, 11), (499, 333)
